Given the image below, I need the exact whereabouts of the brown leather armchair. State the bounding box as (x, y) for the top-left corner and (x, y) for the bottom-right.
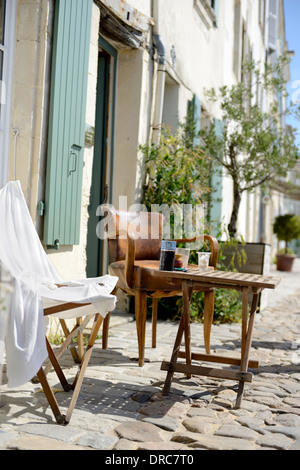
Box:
(101, 206), (219, 366)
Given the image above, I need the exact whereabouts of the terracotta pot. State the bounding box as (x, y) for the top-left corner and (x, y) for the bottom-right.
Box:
(276, 253), (296, 272)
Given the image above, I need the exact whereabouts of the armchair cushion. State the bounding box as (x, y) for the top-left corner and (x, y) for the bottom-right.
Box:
(109, 259), (183, 293)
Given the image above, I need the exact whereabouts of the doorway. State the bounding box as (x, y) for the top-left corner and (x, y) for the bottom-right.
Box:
(86, 38), (117, 277)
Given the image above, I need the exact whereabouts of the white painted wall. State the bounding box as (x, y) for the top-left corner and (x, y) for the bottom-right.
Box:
(110, 0), (287, 251)
(6, 0), (289, 283)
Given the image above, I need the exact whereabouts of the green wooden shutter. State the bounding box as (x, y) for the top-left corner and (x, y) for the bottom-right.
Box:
(43, 0), (92, 246)
(190, 95), (201, 147)
(268, 0), (279, 51)
(210, 119), (224, 236)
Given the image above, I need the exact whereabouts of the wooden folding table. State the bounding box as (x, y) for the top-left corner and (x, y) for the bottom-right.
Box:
(151, 268), (281, 408)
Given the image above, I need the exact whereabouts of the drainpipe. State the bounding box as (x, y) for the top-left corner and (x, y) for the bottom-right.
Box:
(148, 0), (166, 183)
(151, 34), (166, 146)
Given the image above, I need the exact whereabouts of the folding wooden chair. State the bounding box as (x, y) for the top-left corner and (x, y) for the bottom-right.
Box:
(0, 181), (117, 425)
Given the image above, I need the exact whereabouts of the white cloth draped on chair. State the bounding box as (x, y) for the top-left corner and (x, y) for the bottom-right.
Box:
(0, 181), (117, 388)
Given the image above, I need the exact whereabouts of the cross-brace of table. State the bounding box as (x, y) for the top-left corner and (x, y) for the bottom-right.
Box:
(153, 269), (281, 408)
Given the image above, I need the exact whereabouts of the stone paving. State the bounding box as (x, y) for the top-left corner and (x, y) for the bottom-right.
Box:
(0, 261), (300, 451)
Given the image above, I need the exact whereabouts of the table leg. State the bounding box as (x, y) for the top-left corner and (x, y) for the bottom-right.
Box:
(236, 291), (259, 408)
(182, 280), (193, 378)
(162, 280), (193, 394)
(241, 287), (249, 360)
(162, 316), (184, 395)
(203, 289), (215, 354)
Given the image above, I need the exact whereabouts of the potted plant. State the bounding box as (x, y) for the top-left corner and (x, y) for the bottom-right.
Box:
(273, 214), (300, 271)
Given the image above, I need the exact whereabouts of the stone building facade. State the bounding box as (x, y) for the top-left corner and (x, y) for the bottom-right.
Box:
(0, 0), (293, 286)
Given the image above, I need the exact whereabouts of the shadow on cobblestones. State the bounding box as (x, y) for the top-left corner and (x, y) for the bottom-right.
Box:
(0, 260), (300, 450)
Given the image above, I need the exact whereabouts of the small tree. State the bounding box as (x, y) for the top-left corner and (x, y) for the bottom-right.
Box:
(141, 122), (211, 238)
(273, 214), (300, 254)
(200, 56), (300, 238)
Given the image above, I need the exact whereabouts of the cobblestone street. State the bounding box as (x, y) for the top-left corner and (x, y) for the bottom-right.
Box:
(0, 260), (300, 451)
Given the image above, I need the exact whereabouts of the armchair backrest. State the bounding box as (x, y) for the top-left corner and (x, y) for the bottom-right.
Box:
(103, 207), (163, 263)
(102, 206), (219, 268)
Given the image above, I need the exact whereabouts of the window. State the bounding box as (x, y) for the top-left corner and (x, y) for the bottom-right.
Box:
(268, 0), (279, 51)
(259, 0), (266, 35)
(162, 75), (180, 131)
(233, 0), (242, 80)
(209, 0), (220, 20)
(194, 0), (220, 28)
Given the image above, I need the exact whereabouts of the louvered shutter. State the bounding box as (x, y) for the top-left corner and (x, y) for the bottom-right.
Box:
(268, 0), (279, 51)
(43, 0), (92, 246)
(191, 95), (201, 147)
(210, 119), (224, 235)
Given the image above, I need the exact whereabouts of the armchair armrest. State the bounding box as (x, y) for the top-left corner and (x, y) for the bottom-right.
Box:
(125, 228), (136, 289)
(204, 234), (219, 269)
(173, 235), (219, 269)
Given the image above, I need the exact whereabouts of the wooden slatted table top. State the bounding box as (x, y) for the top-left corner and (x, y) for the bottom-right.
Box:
(151, 267), (281, 290)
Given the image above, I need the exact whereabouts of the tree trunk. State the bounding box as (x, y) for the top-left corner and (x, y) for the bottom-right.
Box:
(228, 182), (242, 238)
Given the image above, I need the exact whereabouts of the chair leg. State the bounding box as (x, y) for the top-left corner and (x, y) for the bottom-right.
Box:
(135, 291), (147, 366)
(36, 367), (66, 425)
(38, 314), (104, 424)
(203, 289), (215, 354)
(152, 298), (158, 348)
(64, 314), (104, 423)
(76, 318), (84, 363)
(102, 312), (111, 349)
(43, 316), (94, 377)
(101, 288), (117, 350)
(45, 337), (72, 392)
(60, 319), (80, 364)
